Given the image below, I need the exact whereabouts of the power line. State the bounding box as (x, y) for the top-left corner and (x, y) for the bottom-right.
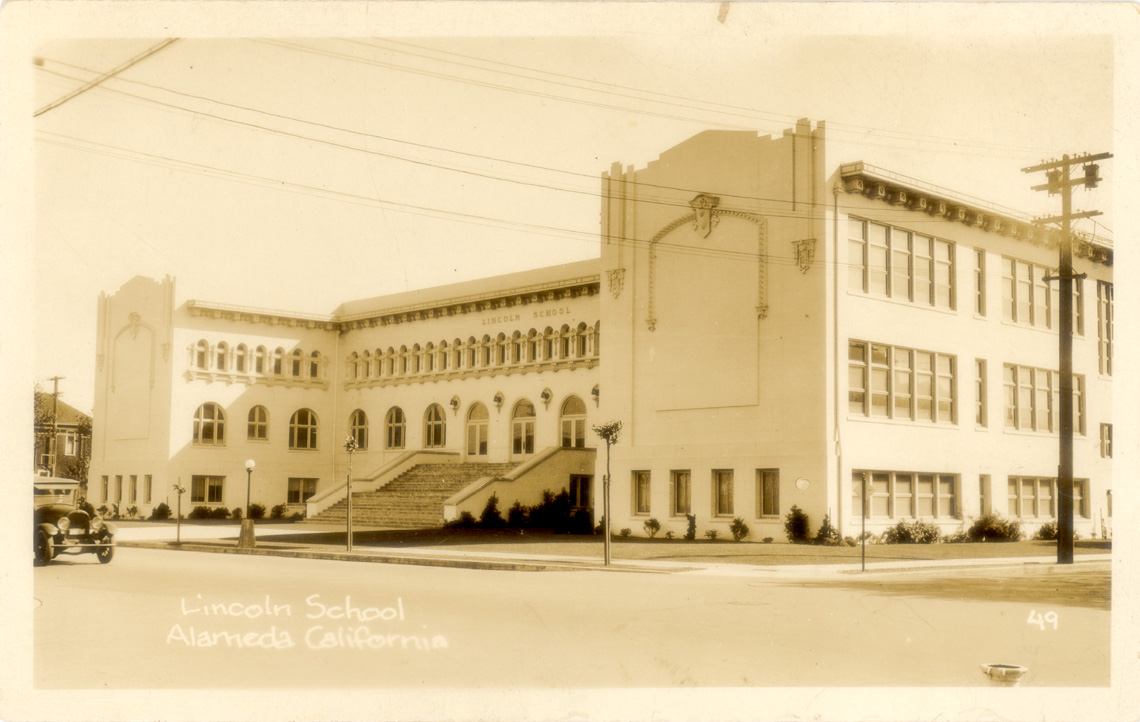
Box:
(360, 38), (1059, 158)
(34, 39), (178, 117)
(35, 63), (1063, 232)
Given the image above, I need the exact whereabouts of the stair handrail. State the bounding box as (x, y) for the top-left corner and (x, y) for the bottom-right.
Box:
(443, 446), (595, 515)
(307, 449), (462, 518)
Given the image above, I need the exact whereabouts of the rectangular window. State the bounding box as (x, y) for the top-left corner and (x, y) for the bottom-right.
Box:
(974, 248), (986, 316)
(671, 470), (691, 516)
(63, 433), (77, 456)
(975, 359), (987, 427)
(713, 470), (734, 516)
(191, 475), (224, 504)
(1002, 256), (1080, 331)
(849, 340), (956, 424)
(1100, 423), (1113, 458)
(101, 475), (109, 503)
(1002, 364), (1084, 434)
(979, 474), (989, 516)
(852, 470), (958, 520)
(632, 471), (651, 515)
(1098, 281), (1113, 375)
(115, 475), (123, 502)
(129, 475), (138, 503)
(144, 475), (153, 504)
(756, 469), (779, 518)
(287, 478), (318, 505)
(848, 217), (954, 309)
(1006, 476), (1090, 519)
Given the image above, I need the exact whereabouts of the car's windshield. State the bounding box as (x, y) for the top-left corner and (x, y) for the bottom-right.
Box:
(34, 487), (76, 506)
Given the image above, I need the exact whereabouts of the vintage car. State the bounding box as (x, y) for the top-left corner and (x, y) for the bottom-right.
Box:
(34, 477), (115, 565)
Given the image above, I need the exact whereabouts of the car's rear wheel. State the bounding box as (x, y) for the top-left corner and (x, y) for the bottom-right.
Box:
(96, 540), (114, 564)
(34, 532), (54, 566)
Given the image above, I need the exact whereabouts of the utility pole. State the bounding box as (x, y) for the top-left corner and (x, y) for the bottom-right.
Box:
(1023, 152), (1111, 565)
(46, 376), (65, 477)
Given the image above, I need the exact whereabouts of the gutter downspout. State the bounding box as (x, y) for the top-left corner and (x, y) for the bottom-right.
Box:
(833, 184), (843, 535)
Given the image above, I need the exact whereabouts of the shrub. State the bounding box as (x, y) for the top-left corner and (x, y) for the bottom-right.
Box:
(762, 537), (774, 544)
(967, 512), (1021, 542)
(507, 501), (528, 529)
(684, 514), (697, 541)
(593, 514), (606, 535)
(643, 518), (661, 538)
(665, 531), (675, 539)
(249, 503), (267, 520)
(814, 514), (841, 545)
(704, 529), (718, 540)
(289, 511), (304, 521)
(210, 507), (230, 520)
(110, 504), (121, 519)
(126, 505), (139, 519)
(150, 502), (172, 520)
(479, 494), (506, 529)
(843, 536), (857, 547)
(231, 507), (243, 520)
(270, 504), (288, 520)
(98, 505), (109, 517)
(619, 528), (632, 538)
(189, 506), (213, 520)
(445, 511), (477, 529)
(569, 509), (593, 535)
(729, 517), (749, 542)
(784, 505), (810, 543)
(882, 519), (941, 544)
(78, 498), (97, 516)
(942, 523), (969, 544)
(529, 489), (574, 533)
(1035, 520), (1058, 540)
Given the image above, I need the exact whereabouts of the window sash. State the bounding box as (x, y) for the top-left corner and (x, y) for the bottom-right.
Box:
(672, 471), (691, 516)
(714, 470), (734, 516)
(849, 341), (956, 424)
(633, 472), (651, 514)
(852, 470), (958, 520)
(757, 469), (779, 517)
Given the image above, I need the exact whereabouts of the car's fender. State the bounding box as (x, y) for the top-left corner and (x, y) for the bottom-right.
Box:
(36, 522), (59, 537)
(101, 521), (118, 536)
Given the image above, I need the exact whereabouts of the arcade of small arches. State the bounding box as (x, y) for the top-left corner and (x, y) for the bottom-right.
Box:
(191, 395), (592, 457)
(345, 322), (600, 387)
(186, 340), (328, 386)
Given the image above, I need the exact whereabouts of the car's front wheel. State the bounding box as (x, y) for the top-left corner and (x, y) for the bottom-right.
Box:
(34, 532), (54, 566)
(96, 539), (114, 564)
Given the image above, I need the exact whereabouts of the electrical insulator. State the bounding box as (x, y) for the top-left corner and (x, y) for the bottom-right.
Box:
(1084, 163), (1099, 188)
(1047, 170), (1063, 195)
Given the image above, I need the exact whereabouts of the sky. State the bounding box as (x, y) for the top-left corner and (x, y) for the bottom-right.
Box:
(26, 8), (1118, 415)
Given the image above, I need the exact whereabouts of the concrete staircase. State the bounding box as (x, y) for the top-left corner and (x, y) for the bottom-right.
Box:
(308, 462), (517, 529)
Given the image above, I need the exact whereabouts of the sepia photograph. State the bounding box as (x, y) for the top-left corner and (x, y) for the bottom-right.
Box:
(3, 2), (1138, 720)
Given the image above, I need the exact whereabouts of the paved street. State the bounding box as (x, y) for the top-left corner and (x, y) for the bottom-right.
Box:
(34, 547), (1109, 689)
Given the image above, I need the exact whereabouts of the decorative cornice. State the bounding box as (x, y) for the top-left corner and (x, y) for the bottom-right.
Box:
(343, 357), (599, 390)
(839, 162), (1112, 265)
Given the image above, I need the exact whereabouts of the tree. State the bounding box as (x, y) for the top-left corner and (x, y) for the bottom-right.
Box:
(592, 420), (623, 566)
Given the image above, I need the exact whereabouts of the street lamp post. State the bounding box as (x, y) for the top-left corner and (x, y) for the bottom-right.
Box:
(344, 436), (357, 552)
(173, 479), (185, 545)
(238, 459), (256, 549)
(592, 421), (622, 567)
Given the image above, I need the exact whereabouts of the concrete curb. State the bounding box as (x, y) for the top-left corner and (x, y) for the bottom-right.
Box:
(117, 540), (681, 574)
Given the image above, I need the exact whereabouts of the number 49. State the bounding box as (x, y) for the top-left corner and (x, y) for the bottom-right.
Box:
(1027, 610), (1059, 630)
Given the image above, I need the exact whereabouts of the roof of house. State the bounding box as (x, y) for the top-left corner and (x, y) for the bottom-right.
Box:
(35, 392), (91, 426)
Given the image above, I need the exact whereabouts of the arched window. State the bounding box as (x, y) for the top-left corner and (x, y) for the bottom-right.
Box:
(386, 347), (396, 377)
(576, 322), (589, 357)
(438, 341), (449, 371)
(466, 403), (488, 457)
(511, 332), (523, 364)
(374, 349), (383, 378)
(543, 327), (554, 361)
(235, 344), (248, 373)
(560, 396), (587, 448)
(481, 335), (492, 367)
(424, 404), (446, 448)
(247, 405), (268, 441)
(254, 346), (267, 374)
(216, 342), (228, 371)
(559, 325), (571, 359)
(195, 340), (209, 369)
(527, 329), (539, 363)
(399, 346), (409, 376)
(360, 350), (371, 379)
(496, 333), (508, 365)
(385, 407), (406, 449)
(350, 409), (368, 450)
(273, 348), (284, 375)
(466, 337), (478, 369)
(425, 343), (435, 373)
(291, 349), (303, 377)
(593, 320), (601, 356)
(511, 399), (536, 457)
(289, 408), (318, 450)
(453, 339), (463, 370)
(310, 351), (321, 379)
(411, 344), (422, 374)
(347, 352), (359, 381)
(193, 403), (226, 445)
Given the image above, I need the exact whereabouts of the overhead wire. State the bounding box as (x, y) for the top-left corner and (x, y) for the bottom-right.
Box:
(33, 61), (1073, 233)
